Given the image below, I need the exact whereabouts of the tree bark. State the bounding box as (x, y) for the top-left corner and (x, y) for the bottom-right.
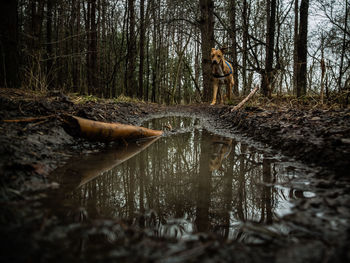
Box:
(30, 0), (45, 52)
(242, 0), (248, 95)
(0, 0), (19, 88)
(261, 0), (276, 98)
(229, 0), (239, 96)
(293, 0), (299, 95)
(46, 0), (53, 77)
(139, 0), (145, 100)
(338, 0), (348, 92)
(199, 0), (215, 102)
(87, 0), (98, 95)
(127, 0), (137, 97)
(296, 0), (309, 97)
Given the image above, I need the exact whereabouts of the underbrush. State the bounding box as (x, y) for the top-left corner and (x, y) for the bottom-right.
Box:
(69, 93), (144, 105)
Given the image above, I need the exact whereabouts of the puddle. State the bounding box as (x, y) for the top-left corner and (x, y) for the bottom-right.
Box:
(50, 116), (315, 240)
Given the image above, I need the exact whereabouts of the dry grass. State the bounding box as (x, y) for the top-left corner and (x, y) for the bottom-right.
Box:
(228, 93), (350, 111)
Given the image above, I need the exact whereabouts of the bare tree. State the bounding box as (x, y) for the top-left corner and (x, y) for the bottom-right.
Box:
(127, 0), (137, 97)
(242, 0), (249, 95)
(293, 0), (299, 95)
(261, 0), (277, 98)
(139, 0), (145, 99)
(199, 0), (215, 102)
(229, 0), (239, 96)
(0, 0), (19, 88)
(296, 0), (309, 97)
(87, 0), (98, 94)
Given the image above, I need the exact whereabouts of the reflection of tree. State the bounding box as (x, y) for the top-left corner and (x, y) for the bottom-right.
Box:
(195, 130), (212, 232)
(138, 153), (146, 227)
(261, 158), (273, 224)
(126, 165), (135, 220)
(221, 141), (236, 238)
(236, 143), (247, 222)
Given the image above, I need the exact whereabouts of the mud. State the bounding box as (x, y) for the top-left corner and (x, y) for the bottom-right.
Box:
(0, 88), (349, 262)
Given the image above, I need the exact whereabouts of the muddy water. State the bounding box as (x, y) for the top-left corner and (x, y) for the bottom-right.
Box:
(52, 116), (314, 240)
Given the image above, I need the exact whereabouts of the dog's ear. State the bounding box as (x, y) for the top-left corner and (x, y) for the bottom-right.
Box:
(220, 46), (228, 53)
(211, 48), (216, 52)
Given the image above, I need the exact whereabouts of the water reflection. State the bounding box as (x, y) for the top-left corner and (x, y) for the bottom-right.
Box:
(53, 116), (312, 240)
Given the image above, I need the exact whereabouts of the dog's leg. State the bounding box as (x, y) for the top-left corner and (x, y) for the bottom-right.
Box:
(226, 76), (233, 101)
(220, 86), (224, 104)
(211, 81), (219, 105)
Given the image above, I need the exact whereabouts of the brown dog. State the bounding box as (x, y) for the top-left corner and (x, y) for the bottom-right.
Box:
(210, 48), (234, 105)
(209, 137), (233, 172)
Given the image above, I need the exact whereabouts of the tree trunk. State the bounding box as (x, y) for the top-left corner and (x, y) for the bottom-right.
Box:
(320, 34), (326, 104)
(261, 0), (276, 98)
(0, 0), (19, 88)
(46, 0), (53, 77)
(30, 0), (45, 52)
(127, 0), (137, 98)
(296, 0), (309, 97)
(293, 0), (299, 95)
(87, 0), (98, 95)
(199, 0), (214, 102)
(139, 0), (145, 100)
(229, 0), (239, 96)
(91, 0), (98, 94)
(76, 0), (81, 93)
(151, 0), (158, 103)
(338, 0), (348, 92)
(242, 0), (248, 95)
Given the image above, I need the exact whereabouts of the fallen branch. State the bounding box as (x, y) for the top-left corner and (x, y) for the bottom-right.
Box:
(231, 84), (259, 112)
(3, 115), (56, 123)
(63, 115), (163, 142)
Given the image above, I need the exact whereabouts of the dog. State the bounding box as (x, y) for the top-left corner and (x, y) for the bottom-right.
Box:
(209, 137), (233, 172)
(210, 48), (234, 105)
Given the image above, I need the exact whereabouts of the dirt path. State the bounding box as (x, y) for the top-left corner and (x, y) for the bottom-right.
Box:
(1, 89), (349, 262)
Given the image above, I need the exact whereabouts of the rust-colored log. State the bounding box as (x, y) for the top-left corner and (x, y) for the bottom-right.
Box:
(63, 115), (163, 141)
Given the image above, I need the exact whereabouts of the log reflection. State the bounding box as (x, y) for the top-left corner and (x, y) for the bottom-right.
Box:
(53, 116), (312, 239)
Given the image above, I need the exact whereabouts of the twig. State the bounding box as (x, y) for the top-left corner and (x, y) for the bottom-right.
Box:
(22, 119), (50, 131)
(231, 84), (260, 112)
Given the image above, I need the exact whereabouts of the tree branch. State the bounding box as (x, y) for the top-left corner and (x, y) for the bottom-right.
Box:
(231, 84), (259, 111)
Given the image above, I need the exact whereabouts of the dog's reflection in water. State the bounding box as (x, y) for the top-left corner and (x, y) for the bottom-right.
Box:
(209, 136), (233, 172)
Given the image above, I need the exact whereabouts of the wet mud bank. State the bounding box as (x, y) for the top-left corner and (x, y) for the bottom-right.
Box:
(206, 105), (350, 179)
(1, 89), (350, 262)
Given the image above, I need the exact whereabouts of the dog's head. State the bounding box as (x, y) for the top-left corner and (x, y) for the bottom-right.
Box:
(211, 48), (223, 65)
(211, 47), (228, 65)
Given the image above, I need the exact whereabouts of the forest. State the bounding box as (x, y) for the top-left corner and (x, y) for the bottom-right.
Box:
(1, 0), (349, 104)
(1, 1), (350, 263)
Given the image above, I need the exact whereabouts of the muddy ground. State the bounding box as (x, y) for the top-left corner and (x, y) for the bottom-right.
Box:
(0, 88), (350, 262)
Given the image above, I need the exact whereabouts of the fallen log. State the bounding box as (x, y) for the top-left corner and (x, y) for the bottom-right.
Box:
(63, 115), (163, 142)
(231, 84), (259, 112)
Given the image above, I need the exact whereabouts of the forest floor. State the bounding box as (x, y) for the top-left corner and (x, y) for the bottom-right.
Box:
(1, 88), (350, 262)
